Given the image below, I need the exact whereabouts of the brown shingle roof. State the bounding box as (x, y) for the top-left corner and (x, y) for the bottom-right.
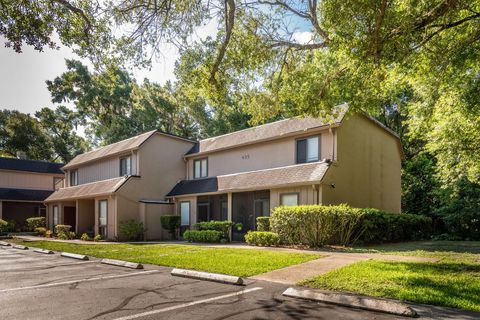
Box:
(187, 105), (348, 156)
(45, 177), (127, 202)
(217, 162), (329, 192)
(167, 162), (330, 196)
(63, 130), (157, 170)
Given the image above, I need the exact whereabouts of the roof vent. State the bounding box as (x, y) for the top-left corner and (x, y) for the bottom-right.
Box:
(16, 151), (27, 160)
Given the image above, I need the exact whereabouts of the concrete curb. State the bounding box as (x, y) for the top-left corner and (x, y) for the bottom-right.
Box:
(0, 241), (11, 246)
(33, 248), (54, 254)
(12, 245), (28, 250)
(60, 252), (89, 260)
(101, 258), (143, 269)
(282, 288), (417, 317)
(171, 268), (244, 285)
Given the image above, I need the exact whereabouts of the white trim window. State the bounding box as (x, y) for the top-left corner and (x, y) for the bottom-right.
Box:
(99, 200), (108, 238)
(194, 158), (208, 179)
(296, 136), (320, 163)
(53, 205), (59, 226)
(120, 156), (132, 176)
(280, 193), (299, 206)
(180, 201), (190, 226)
(70, 170), (78, 186)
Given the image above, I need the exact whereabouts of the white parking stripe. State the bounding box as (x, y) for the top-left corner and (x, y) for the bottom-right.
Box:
(112, 287), (263, 320)
(0, 270), (160, 293)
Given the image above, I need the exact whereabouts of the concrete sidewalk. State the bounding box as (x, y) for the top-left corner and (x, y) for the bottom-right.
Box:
(251, 252), (438, 285)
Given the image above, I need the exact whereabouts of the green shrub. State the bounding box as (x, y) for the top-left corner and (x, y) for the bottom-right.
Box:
(35, 227), (47, 236)
(245, 231), (280, 246)
(93, 234), (102, 242)
(183, 230), (223, 243)
(57, 230), (75, 240)
(271, 204), (432, 247)
(0, 219), (7, 235)
(256, 217), (270, 231)
(194, 220), (233, 240)
(160, 215), (181, 239)
(54, 225), (73, 239)
(26, 217), (46, 231)
(119, 220), (146, 241)
(55, 224), (71, 235)
(6, 220), (16, 233)
(80, 233), (90, 241)
(271, 205), (346, 247)
(358, 208), (432, 243)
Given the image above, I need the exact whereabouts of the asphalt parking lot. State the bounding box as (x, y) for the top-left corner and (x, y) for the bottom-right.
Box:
(0, 245), (478, 320)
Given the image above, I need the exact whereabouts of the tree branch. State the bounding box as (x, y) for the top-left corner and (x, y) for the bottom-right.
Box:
(50, 0), (92, 44)
(270, 40), (328, 50)
(209, 0), (235, 84)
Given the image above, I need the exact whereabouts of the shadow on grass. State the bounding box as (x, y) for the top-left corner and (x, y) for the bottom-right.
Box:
(338, 240), (480, 255)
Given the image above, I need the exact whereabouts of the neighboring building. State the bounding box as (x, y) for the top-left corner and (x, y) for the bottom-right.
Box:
(0, 157), (64, 229)
(45, 131), (195, 240)
(167, 107), (403, 240)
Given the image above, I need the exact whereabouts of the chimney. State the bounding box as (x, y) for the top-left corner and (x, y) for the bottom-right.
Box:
(16, 151), (27, 160)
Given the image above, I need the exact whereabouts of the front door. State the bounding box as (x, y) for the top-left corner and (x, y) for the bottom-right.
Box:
(63, 206), (76, 231)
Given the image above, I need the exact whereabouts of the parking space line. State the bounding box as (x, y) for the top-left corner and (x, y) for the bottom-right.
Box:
(112, 287), (263, 320)
(0, 270), (161, 293)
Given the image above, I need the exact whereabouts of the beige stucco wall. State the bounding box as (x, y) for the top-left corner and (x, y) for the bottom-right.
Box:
(76, 199), (95, 235)
(142, 203), (175, 240)
(321, 114), (402, 212)
(270, 185), (320, 209)
(112, 134), (193, 238)
(0, 170), (62, 190)
(186, 128), (336, 179)
(66, 151), (139, 186)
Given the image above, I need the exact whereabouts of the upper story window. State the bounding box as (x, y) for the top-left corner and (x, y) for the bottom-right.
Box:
(296, 136), (320, 164)
(70, 170), (78, 186)
(194, 158), (208, 179)
(120, 156), (132, 176)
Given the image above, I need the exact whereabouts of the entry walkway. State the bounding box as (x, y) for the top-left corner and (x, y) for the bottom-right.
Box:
(250, 252), (438, 285)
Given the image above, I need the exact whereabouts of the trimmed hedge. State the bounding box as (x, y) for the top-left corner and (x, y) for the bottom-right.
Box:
(359, 208), (432, 243)
(271, 205), (432, 247)
(194, 220), (233, 240)
(256, 217), (270, 231)
(183, 230), (223, 243)
(245, 231), (280, 246)
(26, 217), (46, 231)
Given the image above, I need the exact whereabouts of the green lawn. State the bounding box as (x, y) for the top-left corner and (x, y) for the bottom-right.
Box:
(302, 241), (480, 311)
(11, 240), (320, 277)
